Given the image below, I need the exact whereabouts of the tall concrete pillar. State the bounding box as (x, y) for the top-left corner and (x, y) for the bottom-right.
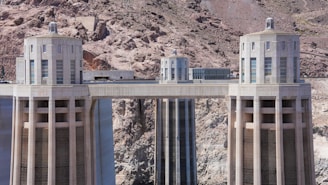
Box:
(27, 97), (35, 184)
(295, 97), (305, 185)
(48, 98), (56, 185)
(185, 100), (191, 185)
(12, 97), (22, 185)
(175, 99), (181, 185)
(227, 97), (233, 185)
(155, 100), (162, 185)
(84, 98), (93, 185)
(93, 98), (116, 185)
(235, 96), (243, 185)
(190, 101), (197, 184)
(69, 97), (77, 185)
(164, 99), (170, 185)
(9, 97), (15, 185)
(253, 97), (261, 184)
(307, 98), (316, 185)
(275, 97), (284, 185)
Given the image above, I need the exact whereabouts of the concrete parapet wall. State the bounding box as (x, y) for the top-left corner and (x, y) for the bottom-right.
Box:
(83, 70), (134, 81)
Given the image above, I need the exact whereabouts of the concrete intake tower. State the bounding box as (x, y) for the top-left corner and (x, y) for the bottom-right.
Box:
(227, 18), (315, 185)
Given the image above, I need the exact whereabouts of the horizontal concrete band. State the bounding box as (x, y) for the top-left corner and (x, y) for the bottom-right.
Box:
(234, 122), (307, 129)
(23, 121), (83, 128)
(0, 83), (310, 98)
(88, 84), (229, 98)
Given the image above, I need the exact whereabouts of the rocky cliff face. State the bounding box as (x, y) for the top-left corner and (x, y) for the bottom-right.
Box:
(0, 0), (328, 184)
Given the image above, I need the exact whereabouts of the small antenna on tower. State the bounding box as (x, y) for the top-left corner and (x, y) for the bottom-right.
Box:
(265, 17), (274, 30)
(48, 22), (58, 34)
(172, 49), (177, 56)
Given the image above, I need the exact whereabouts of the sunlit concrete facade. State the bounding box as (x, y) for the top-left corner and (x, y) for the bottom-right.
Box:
(155, 55), (197, 185)
(227, 18), (315, 185)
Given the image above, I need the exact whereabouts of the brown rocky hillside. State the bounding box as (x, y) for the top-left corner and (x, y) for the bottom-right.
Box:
(0, 0), (328, 184)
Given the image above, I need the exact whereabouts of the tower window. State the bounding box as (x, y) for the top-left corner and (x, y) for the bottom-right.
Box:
(251, 42), (255, 50)
(30, 45), (33, 53)
(282, 41), (286, 50)
(56, 60), (63, 84)
(30, 60), (35, 84)
(241, 58), (245, 83)
(171, 68), (175, 80)
(264, 57), (272, 76)
(242, 43), (244, 50)
(280, 57), (287, 83)
(70, 60), (75, 84)
(71, 45), (74, 53)
(294, 41), (297, 50)
(165, 68), (168, 80)
(294, 57), (298, 82)
(178, 68), (182, 80)
(266, 41), (270, 50)
(250, 58), (256, 83)
(41, 60), (48, 78)
(57, 45), (62, 53)
(42, 45), (46, 52)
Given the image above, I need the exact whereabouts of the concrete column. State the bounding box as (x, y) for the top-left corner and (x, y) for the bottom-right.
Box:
(190, 100), (197, 183)
(227, 97), (233, 185)
(295, 97), (305, 185)
(27, 97), (35, 184)
(154, 99), (162, 185)
(235, 96), (243, 185)
(175, 99), (181, 185)
(253, 96), (261, 184)
(306, 98), (316, 185)
(275, 97), (285, 185)
(185, 100), (191, 185)
(69, 97), (77, 185)
(164, 99), (170, 185)
(48, 98), (56, 185)
(84, 98), (93, 185)
(10, 97), (15, 185)
(12, 97), (22, 185)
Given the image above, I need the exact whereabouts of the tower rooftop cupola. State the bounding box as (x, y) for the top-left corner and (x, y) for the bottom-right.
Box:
(265, 17), (274, 30)
(48, 22), (58, 34)
(239, 18), (300, 84)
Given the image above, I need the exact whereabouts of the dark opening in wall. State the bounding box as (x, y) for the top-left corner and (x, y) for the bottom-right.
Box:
(75, 100), (84, 107)
(38, 113), (48, 123)
(94, 76), (109, 81)
(261, 100), (275, 107)
(282, 100), (293, 107)
(37, 100), (48, 108)
(55, 113), (67, 122)
(262, 114), (275, 123)
(282, 114), (293, 123)
(245, 100), (253, 107)
(55, 100), (68, 108)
